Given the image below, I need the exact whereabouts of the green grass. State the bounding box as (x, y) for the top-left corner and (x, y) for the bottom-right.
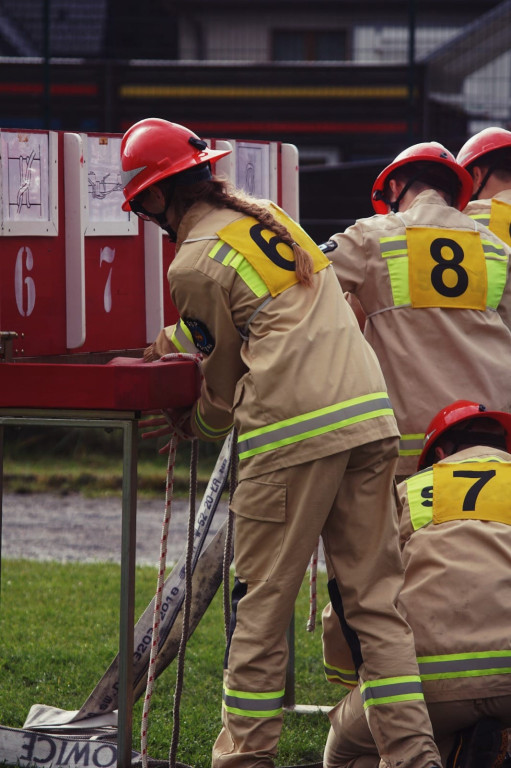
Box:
(0, 559), (344, 767)
(2, 454), (217, 498)
(2, 427), (224, 498)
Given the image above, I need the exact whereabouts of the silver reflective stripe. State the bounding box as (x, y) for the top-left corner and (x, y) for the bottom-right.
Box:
(194, 408), (232, 440)
(210, 241), (236, 262)
(399, 435), (424, 455)
(380, 237), (408, 257)
(361, 678), (423, 706)
(223, 689), (285, 715)
(419, 653), (511, 678)
(173, 321), (198, 354)
(237, 395), (392, 458)
(324, 664), (358, 685)
(470, 214), (491, 227)
(482, 240), (507, 259)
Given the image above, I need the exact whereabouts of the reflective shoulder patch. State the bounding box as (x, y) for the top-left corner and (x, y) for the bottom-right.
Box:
(182, 317), (215, 355)
(489, 198), (511, 247)
(319, 239), (338, 253)
(406, 226), (487, 310)
(217, 206), (330, 298)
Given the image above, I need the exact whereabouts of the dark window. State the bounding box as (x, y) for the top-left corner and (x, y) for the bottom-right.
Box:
(273, 30), (347, 61)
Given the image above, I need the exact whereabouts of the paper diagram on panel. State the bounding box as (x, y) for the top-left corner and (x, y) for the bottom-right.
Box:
(236, 142), (270, 199)
(87, 136), (128, 225)
(1, 132), (50, 224)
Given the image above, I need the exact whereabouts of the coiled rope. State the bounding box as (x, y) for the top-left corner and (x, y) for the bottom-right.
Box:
(306, 541), (319, 633)
(169, 437), (198, 768)
(140, 352), (203, 768)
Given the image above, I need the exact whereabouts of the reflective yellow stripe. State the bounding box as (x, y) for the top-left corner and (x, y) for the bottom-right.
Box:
(237, 392), (393, 461)
(418, 650), (511, 680)
(399, 433), (424, 457)
(194, 408), (232, 440)
(209, 239), (269, 297)
(209, 240), (237, 263)
(324, 660), (358, 686)
(222, 686), (285, 718)
(171, 320), (197, 354)
(481, 239), (507, 260)
(482, 239), (509, 308)
(380, 236), (410, 307)
(121, 84), (409, 100)
(406, 469), (433, 531)
(380, 235), (408, 258)
(469, 213), (491, 227)
(360, 675), (424, 709)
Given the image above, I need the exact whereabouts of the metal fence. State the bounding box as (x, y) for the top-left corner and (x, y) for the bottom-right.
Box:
(0, 1), (509, 152)
(0, 1), (510, 236)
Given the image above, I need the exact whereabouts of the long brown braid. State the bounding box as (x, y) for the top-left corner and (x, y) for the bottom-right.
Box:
(169, 175), (314, 287)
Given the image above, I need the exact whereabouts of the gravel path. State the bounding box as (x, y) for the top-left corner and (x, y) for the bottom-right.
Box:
(1, 492), (229, 567)
(1, 491), (326, 569)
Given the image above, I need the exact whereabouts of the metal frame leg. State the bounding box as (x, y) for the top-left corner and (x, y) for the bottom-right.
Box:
(0, 410), (140, 766)
(117, 419), (138, 768)
(285, 611), (332, 715)
(284, 612), (296, 708)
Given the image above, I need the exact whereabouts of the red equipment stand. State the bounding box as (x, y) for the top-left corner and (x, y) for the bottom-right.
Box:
(0, 354), (200, 768)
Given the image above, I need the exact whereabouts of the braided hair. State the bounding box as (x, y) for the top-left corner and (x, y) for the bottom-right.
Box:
(164, 173), (314, 287)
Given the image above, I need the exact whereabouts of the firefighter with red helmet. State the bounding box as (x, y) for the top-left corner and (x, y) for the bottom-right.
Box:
(322, 399), (511, 768)
(321, 142), (511, 479)
(121, 119), (443, 768)
(457, 126), (511, 247)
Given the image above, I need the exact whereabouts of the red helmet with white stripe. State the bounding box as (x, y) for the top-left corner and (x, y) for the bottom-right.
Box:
(120, 118), (231, 211)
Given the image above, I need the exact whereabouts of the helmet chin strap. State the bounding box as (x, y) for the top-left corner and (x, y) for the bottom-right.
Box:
(165, 227), (178, 243)
(374, 175), (420, 213)
(389, 176), (421, 212)
(156, 162), (214, 242)
(153, 209), (178, 242)
(472, 166), (494, 201)
(389, 172), (457, 211)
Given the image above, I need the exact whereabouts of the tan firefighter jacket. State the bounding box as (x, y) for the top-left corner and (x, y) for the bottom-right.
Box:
(153, 200), (398, 481)
(326, 189), (511, 476)
(323, 444), (511, 702)
(464, 188), (511, 248)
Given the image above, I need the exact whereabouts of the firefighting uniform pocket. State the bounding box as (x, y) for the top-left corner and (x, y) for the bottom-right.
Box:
(229, 478), (287, 581)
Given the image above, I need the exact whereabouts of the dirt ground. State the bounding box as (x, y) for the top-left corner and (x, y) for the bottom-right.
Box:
(2, 490), (326, 569)
(1, 492), (229, 566)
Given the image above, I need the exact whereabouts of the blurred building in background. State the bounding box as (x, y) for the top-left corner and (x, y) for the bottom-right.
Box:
(1, 0), (509, 236)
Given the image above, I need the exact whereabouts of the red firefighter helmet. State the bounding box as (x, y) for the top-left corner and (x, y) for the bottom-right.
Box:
(371, 141), (473, 214)
(417, 400), (511, 470)
(120, 118), (232, 211)
(456, 126), (511, 169)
